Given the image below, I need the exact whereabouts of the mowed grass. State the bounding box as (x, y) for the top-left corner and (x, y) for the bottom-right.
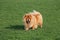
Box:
(0, 0), (60, 40)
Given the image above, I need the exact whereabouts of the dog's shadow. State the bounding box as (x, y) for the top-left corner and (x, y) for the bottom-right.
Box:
(6, 25), (24, 30)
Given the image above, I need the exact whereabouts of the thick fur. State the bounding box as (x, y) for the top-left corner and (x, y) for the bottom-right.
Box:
(23, 10), (43, 30)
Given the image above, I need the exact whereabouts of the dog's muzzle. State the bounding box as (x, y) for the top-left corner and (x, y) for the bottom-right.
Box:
(26, 20), (30, 24)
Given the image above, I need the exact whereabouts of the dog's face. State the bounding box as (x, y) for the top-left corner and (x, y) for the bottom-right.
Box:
(23, 14), (32, 24)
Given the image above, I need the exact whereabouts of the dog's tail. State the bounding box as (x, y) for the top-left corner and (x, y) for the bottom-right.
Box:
(33, 10), (37, 13)
(32, 10), (40, 14)
(29, 10), (37, 14)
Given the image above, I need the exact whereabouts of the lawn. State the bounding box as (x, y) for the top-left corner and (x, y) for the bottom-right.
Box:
(0, 0), (60, 40)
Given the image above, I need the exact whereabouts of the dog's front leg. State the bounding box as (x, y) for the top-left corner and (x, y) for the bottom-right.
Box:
(25, 25), (29, 31)
(25, 27), (29, 30)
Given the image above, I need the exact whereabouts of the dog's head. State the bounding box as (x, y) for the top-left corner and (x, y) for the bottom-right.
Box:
(23, 14), (32, 24)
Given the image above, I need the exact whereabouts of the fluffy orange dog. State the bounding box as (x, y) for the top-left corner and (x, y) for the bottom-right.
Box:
(23, 10), (43, 30)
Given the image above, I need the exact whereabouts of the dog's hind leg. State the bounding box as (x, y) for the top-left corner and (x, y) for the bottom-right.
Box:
(32, 25), (35, 30)
(39, 22), (42, 28)
(35, 25), (38, 29)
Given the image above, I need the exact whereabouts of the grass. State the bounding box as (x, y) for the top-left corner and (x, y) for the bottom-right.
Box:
(0, 0), (60, 40)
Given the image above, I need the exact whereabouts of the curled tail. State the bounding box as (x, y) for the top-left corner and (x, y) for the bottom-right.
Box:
(33, 10), (37, 12)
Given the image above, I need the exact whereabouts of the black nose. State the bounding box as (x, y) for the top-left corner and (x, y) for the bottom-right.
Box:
(26, 21), (30, 24)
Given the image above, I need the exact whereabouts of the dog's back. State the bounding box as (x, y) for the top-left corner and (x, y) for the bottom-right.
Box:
(32, 10), (43, 27)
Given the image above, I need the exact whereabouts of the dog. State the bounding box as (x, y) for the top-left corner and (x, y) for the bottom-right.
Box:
(23, 10), (43, 30)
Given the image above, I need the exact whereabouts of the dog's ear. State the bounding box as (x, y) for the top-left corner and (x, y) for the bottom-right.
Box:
(29, 14), (32, 18)
(23, 14), (26, 22)
(23, 14), (26, 19)
(24, 15), (26, 17)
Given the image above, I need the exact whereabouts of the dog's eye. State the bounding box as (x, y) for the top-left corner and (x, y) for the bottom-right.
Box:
(24, 15), (26, 17)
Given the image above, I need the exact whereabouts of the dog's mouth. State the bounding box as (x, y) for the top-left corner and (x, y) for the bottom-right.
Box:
(26, 19), (30, 24)
(26, 21), (30, 24)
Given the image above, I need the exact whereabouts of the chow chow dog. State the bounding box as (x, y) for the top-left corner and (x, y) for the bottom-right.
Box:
(23, 10), (43, 30)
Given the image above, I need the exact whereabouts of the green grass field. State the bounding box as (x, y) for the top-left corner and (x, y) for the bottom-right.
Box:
(0, 0), (60, 40)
